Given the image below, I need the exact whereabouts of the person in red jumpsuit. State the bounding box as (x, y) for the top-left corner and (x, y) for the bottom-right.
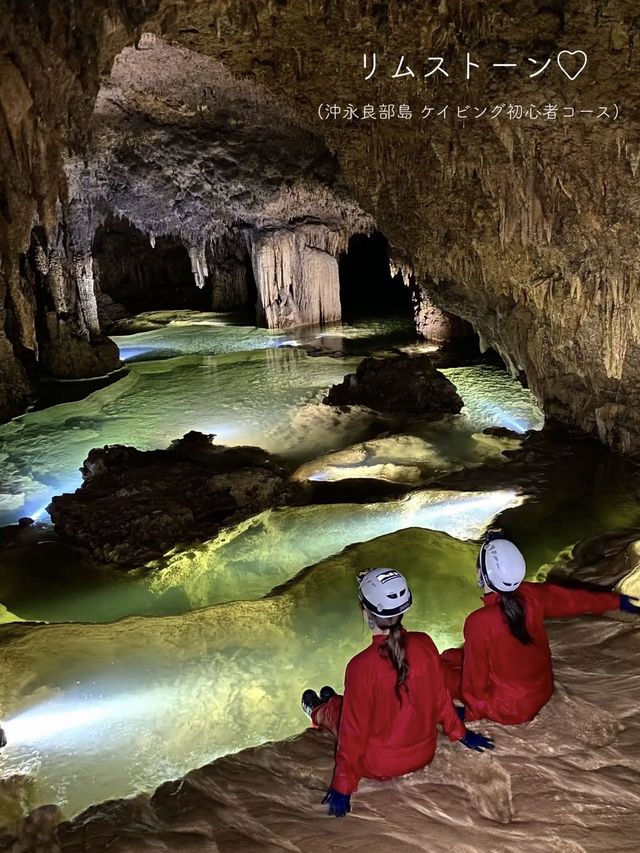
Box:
(440, 532), (640, 725)
(301, 567), (495, 818)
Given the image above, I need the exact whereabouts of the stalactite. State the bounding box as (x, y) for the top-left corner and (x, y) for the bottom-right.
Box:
(188, 245), (209, 290)
(389, 258), (414, 287)
(250, 224), (343, 328)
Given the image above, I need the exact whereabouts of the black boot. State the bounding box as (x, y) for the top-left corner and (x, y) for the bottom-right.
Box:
(301, 689), (322, 717)
(320, 685), (337, 703)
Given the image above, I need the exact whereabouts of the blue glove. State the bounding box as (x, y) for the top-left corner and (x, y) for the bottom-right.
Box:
(322, 788), (351, 817)
(460, 729), (494, 752)
(455, 705), (466, 721)
(620, 594), (640, 614)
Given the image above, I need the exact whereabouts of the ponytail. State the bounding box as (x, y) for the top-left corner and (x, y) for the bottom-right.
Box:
(378, 617), (409, 702)
(500, 591), (533, 645)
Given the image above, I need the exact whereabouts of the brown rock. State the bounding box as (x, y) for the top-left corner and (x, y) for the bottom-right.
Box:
(48, 432), (295, 567)
(324, 354), (464, 416)
(10, 615), (637, 853)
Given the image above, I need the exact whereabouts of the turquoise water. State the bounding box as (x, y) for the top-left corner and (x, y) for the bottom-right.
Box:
(0, 528), (483, 820)
(2, 314), (639, 823)
(0, 318), (543, 527)
(0, 313), (552, 821)
(0, 488), (522, 623)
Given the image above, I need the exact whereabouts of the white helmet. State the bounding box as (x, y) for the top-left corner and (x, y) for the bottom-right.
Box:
(479, 537), (526, 593)
(358, 568), (412, 617)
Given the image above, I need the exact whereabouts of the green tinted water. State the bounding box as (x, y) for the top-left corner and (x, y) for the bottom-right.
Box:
(2, 313), (636, 825)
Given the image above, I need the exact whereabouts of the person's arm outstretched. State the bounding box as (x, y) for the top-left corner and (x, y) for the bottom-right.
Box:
(531, 582), (628, 619)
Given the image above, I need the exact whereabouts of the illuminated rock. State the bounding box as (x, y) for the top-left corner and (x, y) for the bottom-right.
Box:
(0, 528), (490, 822)
(250, 226), (343, 328)
(48, 432), (295, 566)
(294, 432), (521, 485)
(324, 354), (464, 416)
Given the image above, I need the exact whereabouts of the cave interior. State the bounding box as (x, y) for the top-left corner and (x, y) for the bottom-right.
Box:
(1, 2), (640, 851)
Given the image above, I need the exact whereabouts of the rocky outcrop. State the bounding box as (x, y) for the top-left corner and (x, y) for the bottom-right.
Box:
(324, 354), (464, 415)
(48, 431), (296, 566)
(409, 282), (477, 347)
(2, 612), (639, 852)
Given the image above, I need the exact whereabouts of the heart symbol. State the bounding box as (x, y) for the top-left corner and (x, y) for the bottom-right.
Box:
(557, 50), (588, 80)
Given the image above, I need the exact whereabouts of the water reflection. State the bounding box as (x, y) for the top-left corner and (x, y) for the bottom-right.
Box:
(0, 356), (542, 528)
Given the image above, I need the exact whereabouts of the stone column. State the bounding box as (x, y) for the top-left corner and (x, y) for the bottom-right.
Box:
(250, 225), (342, 328)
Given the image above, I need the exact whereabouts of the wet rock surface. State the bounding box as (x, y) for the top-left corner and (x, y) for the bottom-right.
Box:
(324, 354), (464, 416)
(48, 432), (296, 566)
(2, 613), (638, 852)
(546, 526), (640, 592)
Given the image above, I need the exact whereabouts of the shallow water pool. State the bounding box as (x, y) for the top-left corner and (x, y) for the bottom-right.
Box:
(0, 313), (584, 827)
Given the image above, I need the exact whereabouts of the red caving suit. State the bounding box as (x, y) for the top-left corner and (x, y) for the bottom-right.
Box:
(312, 629), (466, 795)
(440, 581), (620, 725)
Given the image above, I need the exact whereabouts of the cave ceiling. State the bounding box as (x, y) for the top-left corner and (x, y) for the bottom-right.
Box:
(2, 1), (640, 451)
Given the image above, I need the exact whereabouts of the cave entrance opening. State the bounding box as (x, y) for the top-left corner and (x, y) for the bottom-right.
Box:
(338, 232), (413, 323)
(92, 218), (211, 322)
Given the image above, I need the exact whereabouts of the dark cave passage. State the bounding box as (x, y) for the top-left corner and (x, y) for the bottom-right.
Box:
(93, 218), (211, 321)
(338, 232), (413, 322)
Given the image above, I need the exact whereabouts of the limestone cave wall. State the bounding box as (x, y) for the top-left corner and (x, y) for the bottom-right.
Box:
(3, 1), (640, 453)
(0, 0), (160, 417)
(156, 0), (640, 453)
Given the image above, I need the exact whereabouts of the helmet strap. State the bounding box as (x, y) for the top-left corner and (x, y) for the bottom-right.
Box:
(478, 549), (502, 594)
